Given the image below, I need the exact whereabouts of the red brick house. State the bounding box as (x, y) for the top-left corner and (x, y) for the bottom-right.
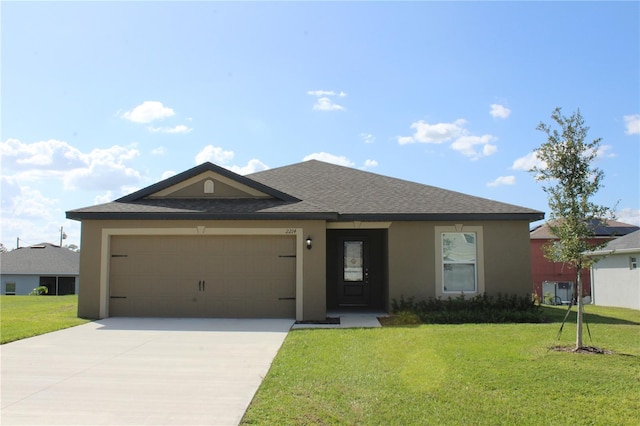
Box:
(530, 220), (639, 304)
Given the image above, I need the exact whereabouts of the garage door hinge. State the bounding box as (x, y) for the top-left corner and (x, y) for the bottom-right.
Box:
(111, 254), (128, 258)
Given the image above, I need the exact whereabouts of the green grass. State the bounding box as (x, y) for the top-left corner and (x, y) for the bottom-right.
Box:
(0, 295), (90, 344)
(242, 305), (640, 425)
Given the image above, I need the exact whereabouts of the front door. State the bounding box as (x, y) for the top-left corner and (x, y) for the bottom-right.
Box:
(338, 237), (370, 306)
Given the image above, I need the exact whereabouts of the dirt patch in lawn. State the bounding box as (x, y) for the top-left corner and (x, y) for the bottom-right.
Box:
(549, 345), (615, 355)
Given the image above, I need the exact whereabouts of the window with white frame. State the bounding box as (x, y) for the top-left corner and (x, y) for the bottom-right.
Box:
(442, 232), (477, 292)
(435, 225), (484, 298)
(630, 256), (638, 270)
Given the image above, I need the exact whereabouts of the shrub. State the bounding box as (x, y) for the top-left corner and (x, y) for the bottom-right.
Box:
(390, 293), (544, 324)
(29, 286), (49, 296)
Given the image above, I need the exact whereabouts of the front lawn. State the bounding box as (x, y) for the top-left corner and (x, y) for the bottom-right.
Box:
(0, 295), (89, 344)
(242, 305), (640, 425)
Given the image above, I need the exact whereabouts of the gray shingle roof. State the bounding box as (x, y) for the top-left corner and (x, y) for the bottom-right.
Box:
(67, 160), (544, 221)
(530, 219), (639, 239)
(250, 160), (542, 218)
(0, 243), (79, 275)
(587, 229), (640, 255)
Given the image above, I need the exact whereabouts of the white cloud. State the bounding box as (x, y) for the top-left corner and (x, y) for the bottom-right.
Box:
(624, 114), (640, 135)
(0, 176), (66, 247)
(308, 90), (347, 111)
(362, 159), (378, 169)
(148, 124), (193, 134)
(151, 147), (166, 155)
(490, 104), (511, 119)
(120, 185), (140, 196)
(451, 134), (497, 160)
(1, 138), (141, 191)
(1, 138), (85, 169)
(94, 191), (114, 205)
(397, 136), (415, 145)
(62, 145), (142, 191)
(121, 101), (175, 123)
(360, 133), (375, 144)
(195, 145), (235, 165)
(303, 152), (355, 167)
(398, 118), (499, 160)
(312, 97), (345, 111)
(308, 90), (335, 97)
(398, 119), (466, 144)
(161, 170), (177, 180)
(595, 144), (615, 159)
(6, 184), (58, 220)
(307, 90), (347, 98)
(193, 146), (268, 175)
(512, 151), (545, 171)
(616, 208), (640, 226)
(487, 175), (516, 187)
(229, 159), (270, 175)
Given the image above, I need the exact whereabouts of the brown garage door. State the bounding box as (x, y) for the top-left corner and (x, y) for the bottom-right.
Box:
(109, 235), (296, 318)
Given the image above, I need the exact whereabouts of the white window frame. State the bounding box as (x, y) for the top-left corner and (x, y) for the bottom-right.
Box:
(435, 225), (485, 298)
(630, 256), (638, 270)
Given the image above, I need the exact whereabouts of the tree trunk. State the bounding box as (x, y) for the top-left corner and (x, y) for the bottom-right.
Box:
(575, 268), (584, 350)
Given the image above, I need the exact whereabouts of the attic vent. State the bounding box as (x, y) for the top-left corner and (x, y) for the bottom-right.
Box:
(31, 245), (46, 249)
(204, 180), (215, 194)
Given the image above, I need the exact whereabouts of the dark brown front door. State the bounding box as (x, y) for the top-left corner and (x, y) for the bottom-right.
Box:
(338, 237), (370, 306)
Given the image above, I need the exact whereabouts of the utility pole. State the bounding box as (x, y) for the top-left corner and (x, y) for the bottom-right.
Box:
(59, 226), (67, 247)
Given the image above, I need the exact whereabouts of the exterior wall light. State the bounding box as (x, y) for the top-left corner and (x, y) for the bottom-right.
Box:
(306, 236), (313, 250)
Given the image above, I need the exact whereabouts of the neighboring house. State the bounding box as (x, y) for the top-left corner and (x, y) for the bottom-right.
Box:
(66, 160), (544, 321)
(0, 243), (79, 295)
(530, 220), (639, 303)
(586, 230), (640, 310)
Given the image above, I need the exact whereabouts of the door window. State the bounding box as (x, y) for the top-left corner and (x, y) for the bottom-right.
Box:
(344, 241), (364, 282)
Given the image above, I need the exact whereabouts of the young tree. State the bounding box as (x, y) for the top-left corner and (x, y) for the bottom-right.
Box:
(531, 107), (612, 350)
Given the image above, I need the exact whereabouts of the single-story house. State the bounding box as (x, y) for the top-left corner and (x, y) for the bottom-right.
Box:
(586, 229), (640, 310)
(66, 160), (544, 321)
(530, 220), (639, 303)
(0, 243), (79, 295)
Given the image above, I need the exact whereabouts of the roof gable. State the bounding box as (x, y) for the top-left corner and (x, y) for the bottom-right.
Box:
(118, 162), (299, 202)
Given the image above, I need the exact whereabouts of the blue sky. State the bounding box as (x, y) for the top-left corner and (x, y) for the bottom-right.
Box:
(2, 1), (639, 249)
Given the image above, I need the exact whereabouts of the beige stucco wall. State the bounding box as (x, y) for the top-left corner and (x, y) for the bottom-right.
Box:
(77, 218), (533, 320)
(387, 220), (533, 310)
(77, 219), (327, 320)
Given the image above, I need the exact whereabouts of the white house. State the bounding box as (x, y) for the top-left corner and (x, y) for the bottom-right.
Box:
(0, 243), (79, 295)
(587, 230), (640, 310)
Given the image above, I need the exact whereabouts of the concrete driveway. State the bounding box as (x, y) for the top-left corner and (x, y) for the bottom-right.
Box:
(1, 318), (293, 426)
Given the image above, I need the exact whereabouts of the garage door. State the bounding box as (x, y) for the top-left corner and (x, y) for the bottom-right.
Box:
(109, 235), (296, 318)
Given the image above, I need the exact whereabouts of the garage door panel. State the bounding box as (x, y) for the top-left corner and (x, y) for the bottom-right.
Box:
(109, 235), (296, 318)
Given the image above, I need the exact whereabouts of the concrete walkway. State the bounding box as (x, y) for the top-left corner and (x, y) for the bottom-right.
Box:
(0, 318), (293, 426)
(291, 311), (387, 329)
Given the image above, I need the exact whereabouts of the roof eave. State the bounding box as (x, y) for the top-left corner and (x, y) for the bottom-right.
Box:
(66, 211), (338, 221)
(336, 212), (545, 222)
(586, 248), (640, 257)
(67, 211), (544, 222)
